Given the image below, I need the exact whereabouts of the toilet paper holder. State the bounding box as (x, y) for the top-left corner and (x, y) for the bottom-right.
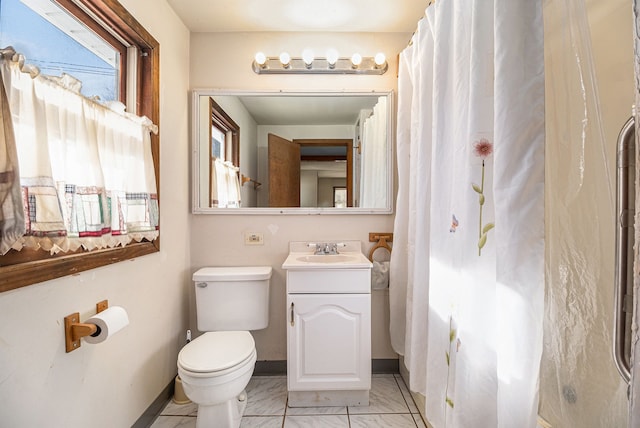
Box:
(64, 300), (109, 353)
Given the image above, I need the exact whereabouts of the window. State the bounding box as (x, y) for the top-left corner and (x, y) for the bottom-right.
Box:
(211, 126), (225, 160)
(209, 98), (239, 166)
(0, 0), (160, 292)
(0, 0), (123, 102)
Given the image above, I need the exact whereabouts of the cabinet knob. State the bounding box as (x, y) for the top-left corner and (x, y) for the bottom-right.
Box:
(290, 302), (295, 326)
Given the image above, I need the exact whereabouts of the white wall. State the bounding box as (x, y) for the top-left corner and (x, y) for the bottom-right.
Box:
(300, 170), (318, 207)
(0, 1), (192, 427)
(190, 32), (406, 360)
(318, 177), (347, 207)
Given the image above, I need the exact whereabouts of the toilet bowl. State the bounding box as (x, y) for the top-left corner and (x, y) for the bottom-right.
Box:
(178, 331), (257, 428)
(178, 267), (271, 428)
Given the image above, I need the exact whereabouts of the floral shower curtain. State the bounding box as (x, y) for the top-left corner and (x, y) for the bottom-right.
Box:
(389, 1), (545, 427)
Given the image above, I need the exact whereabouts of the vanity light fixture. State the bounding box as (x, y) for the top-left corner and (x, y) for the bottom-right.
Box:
(326, 49), (339, 69)
(302, 48), (314, 69)
(251, 50), (388, 75)
(255, 52), (267, 68)
(351, 53), (362, 69)
(279, 52), (291, 68)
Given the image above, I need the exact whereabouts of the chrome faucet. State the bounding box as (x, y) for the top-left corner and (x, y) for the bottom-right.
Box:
(311, 242), (338, 255)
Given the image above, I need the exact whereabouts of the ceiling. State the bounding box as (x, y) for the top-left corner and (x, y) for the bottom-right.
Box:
(167, 0), (427, 33)
(236, 95), (379, 125)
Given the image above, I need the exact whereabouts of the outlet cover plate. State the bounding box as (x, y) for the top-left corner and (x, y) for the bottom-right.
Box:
(245, 232), (264, 245)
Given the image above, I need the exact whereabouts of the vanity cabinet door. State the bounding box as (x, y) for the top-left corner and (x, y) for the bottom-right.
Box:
(287, 293), (371, 391)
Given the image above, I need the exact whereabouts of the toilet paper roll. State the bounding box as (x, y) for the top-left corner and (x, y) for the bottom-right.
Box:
(84, 306), (130, 344)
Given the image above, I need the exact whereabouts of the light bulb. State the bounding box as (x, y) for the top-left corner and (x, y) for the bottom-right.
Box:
(254, 52), (267, 66)
(351, 53), (362, 68)
(302, 48), (314, 68)
(279, 52), (291, 67)
(374, 52), (386, 67)
(326, 49), (339, 69)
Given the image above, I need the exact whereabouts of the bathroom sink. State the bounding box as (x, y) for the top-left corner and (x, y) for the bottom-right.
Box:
(282, 241), (372, 270)
(295, 254), (358, 263)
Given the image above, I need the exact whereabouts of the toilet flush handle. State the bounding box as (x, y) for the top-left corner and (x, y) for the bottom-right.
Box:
(197, 282), (208, 288)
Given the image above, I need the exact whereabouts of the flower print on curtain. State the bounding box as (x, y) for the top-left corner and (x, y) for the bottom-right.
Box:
(444, 317), (460, 413)
(471, 137), (495, 255)
(0, 49), (158, 254)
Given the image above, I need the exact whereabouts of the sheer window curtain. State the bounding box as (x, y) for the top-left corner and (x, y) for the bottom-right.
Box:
(210, 158), (241, 208)
(0, 48), (158, 255)
(0, 56), (23, 254)
(389, 1), (544, 427)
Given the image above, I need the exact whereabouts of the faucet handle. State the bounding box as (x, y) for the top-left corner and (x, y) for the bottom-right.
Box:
(309, 242), (326, 254)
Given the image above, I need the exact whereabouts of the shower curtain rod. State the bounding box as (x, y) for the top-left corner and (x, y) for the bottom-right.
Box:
(407, 1), (435, 47)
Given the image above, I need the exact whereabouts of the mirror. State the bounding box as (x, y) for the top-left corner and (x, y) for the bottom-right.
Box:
(191, 90), (393, 214)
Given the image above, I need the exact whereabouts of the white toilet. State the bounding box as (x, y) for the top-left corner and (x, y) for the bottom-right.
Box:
(177, 266), (272, 428)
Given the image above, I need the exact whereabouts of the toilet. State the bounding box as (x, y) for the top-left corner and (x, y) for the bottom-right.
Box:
(177, 266), (272, 428)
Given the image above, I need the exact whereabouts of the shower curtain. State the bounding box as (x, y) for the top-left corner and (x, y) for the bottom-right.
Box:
(389, 1), (545, 427)
(359, 96), (388, 208)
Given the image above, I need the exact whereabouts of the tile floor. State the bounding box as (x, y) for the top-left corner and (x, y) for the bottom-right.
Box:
(150, 374), (426, 428)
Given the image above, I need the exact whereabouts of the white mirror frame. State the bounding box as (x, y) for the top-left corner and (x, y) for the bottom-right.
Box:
(191, 89), (394, 215)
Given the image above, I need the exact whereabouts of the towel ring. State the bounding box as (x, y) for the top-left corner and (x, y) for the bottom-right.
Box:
(369, 236), (392, 262)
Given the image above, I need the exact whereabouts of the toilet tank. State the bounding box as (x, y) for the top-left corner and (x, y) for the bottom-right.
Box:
(192, 266), (272, 331)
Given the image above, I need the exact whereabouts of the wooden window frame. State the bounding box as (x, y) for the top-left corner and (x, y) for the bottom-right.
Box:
(209, 98), (240, 166)
(208, 98), (240, 207)
(0, 0), (160, 293)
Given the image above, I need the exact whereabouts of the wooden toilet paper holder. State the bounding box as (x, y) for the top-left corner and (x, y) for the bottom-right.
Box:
(64, 300), (108, 353)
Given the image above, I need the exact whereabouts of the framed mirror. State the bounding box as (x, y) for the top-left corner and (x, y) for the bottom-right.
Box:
(191, 90), (393, 214)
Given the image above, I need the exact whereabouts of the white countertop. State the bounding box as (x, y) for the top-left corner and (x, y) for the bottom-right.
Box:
(282, 240), (372, 270)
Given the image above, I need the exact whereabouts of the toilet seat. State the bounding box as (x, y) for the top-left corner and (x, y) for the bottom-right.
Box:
(178, 331), (255, 375)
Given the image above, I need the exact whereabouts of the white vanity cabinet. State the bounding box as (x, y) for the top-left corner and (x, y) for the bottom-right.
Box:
(285, 267), (372, 407)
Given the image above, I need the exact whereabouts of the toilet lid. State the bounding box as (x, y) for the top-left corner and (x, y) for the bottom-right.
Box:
(178, 331), (255, 373)
(192, 266), (272, 282)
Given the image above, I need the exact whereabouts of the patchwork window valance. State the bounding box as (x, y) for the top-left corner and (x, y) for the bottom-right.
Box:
(0, 48), (158, 255)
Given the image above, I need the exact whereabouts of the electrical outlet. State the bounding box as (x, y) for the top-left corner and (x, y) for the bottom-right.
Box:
(244, 232), (264, 245)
